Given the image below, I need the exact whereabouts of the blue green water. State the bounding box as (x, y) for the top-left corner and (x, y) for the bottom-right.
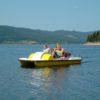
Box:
(0, 44), (100, 100)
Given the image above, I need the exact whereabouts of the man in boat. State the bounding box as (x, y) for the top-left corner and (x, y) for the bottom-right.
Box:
(52, 43), (71, 58)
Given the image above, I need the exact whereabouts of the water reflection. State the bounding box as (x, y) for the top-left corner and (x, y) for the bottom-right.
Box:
(29, 66), (70, 97)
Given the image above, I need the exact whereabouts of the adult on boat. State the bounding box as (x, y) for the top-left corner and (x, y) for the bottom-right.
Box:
(52, 43), (71, 58)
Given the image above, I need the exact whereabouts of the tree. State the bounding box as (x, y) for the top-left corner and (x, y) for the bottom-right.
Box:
(87, 31), (100, 42)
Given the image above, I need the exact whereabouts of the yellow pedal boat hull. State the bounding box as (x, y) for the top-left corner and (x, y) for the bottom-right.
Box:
(19, 57), (81, 68)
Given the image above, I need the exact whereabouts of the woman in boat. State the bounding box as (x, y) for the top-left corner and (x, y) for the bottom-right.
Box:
(52, 43), (71, 58)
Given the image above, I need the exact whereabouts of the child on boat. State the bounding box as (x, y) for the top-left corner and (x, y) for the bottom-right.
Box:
(52, 43), (71, 58)
(43, 44), (52, 53)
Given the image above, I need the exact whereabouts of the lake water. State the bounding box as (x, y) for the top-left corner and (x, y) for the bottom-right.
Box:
(0, 44), (100, 100)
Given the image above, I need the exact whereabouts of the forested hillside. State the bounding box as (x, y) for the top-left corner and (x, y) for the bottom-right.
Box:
(0, 25), (90, 44)
(87, 31), (100, 42)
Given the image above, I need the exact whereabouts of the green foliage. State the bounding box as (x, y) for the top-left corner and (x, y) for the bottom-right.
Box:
(87, 31), (100, 42)
(0, 25), (90, 44)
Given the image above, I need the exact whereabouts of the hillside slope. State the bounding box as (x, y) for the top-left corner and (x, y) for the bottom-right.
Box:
(0, 25), (90, 44)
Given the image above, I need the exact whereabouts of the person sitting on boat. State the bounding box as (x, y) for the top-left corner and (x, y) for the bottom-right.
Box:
(52, 43), (71, 58)
(43, 44), (51, 53)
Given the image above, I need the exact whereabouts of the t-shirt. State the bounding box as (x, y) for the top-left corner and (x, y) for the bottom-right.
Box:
(55, 50), (62, 56)
(43, 48), (50, 53)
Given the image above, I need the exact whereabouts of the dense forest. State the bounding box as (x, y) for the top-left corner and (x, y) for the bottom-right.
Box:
(87, 31), (100, 42)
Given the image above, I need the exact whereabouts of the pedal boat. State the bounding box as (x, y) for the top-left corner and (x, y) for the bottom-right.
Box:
(19, 56), (81, 68)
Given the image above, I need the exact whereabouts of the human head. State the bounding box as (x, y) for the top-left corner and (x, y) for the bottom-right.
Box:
(55, 43), (61, 49)
(43, 44), (48, 49)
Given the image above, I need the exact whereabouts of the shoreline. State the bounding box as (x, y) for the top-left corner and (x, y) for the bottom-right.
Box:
(83, 42), (100, 45)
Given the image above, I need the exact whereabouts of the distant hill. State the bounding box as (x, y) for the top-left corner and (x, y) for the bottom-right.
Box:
(0, 25), (91, 44)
